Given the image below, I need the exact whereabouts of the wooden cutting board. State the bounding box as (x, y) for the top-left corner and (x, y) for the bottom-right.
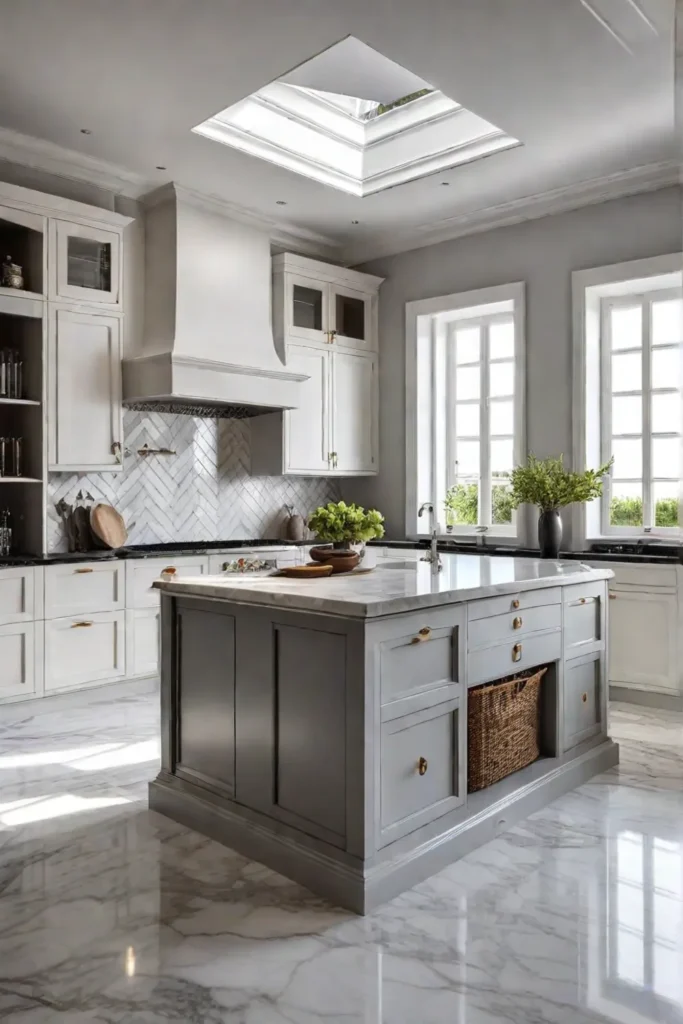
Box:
(90, 503), (128, 549)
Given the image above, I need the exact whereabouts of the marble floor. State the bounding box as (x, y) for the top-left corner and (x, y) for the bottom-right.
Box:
(1, 685), (682, 1024)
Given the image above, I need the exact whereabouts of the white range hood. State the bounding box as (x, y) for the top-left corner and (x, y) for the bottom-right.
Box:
(123, 184), (306, 415)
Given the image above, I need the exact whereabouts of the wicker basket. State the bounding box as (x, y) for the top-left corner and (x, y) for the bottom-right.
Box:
(467, 665), (548, 792)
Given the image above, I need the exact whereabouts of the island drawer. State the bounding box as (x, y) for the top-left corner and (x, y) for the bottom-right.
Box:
(563, 652), (604, 750)
(373, 606), (465, 706)
(468, 630), (561, 686)
(127, 556), (209, 609)
(563, 581), (605, 658)
(468, 588), (561, 623)
(468, 603), (561, 650)
(379, 698), (465, 847)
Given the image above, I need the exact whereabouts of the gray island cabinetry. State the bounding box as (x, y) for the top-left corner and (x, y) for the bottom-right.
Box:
(150, 555), (617, 913)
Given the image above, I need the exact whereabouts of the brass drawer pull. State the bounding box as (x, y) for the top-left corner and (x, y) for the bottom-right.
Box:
(513, 616), (522, 630)
(512, 599), (520, 609)
(512, 642), (522, 662)
(411, 627), (431, 644)
(581, 692), (588, 703)
(71, 621), (94, 628)
(74, 567), (94, 574)
(609, 593), (617, 600)
(417, 757), (428, 776)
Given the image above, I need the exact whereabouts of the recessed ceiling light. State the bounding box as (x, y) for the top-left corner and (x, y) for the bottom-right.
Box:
(276, 200), (287, 205)
(351, 220), (359, 224)
(155, 165), (166, 171)
(440, 181), (450, 186)
(80, 128), (92, 135)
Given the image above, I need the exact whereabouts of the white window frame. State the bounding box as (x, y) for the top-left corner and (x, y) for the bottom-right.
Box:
(572, 253), (683, 548)
(406, 282), (526, 541)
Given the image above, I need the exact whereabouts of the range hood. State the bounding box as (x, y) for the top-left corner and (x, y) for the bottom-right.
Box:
(122, 184), (306, 416)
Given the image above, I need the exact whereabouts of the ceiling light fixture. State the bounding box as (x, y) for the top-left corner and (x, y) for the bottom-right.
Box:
(351, 220), (359, 224)
(155, 165), (166, 171)
(276, 200), (287, 205)
(80, 128), (92, 135)
(441, 181), (450, 186)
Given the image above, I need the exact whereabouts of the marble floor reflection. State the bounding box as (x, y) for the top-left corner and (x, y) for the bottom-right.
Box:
(1, 683), (682, 1023)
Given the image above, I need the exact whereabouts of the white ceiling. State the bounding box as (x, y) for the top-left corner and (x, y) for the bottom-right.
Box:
(0, 0), (675, 263)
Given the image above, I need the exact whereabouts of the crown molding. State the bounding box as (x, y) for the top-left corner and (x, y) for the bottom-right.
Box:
(142, 182), (341, 259)
(0, 125), (151, 199)
(341, 159), (681, 265)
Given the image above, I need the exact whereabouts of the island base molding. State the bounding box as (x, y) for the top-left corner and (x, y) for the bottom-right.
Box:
(150, 737), (619, 914)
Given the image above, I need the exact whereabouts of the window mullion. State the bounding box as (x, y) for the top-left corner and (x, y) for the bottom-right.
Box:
(445, 325), (457, 493)
(643, 299), (652, 527)
(480, 324), (491, 527)
(600, 300), (613, 534)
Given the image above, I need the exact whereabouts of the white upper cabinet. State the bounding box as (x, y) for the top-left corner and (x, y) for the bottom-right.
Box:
(253, 253), (382, 476)
(273, 252), (382, 353)
(48, 306), (123, 472)
(0, 203), (46, 300)
(51, 220), (122, 308)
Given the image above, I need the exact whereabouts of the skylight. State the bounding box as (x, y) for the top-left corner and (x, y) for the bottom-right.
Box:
(193, 37), (520, 197)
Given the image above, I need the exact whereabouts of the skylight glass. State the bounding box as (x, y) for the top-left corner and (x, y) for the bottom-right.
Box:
(193, 37), (520, 197)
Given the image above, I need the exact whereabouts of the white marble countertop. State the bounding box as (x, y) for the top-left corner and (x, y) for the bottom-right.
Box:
(154, 553), (613, 618)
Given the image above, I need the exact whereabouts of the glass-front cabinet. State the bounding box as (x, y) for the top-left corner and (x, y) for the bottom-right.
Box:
(276, 253), (382, 354)
(51, 220), (121, 307)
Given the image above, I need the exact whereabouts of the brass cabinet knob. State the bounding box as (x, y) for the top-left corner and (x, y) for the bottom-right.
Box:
(579, 597), (587, 604)
(581, 692), (588, 703)
(609, 593), (617, 600)
(411, 627), (431, 644)
(513, 616), (522, 630)
(512, 642), (522, 662)
(512, 599), (520, 609)
(417, 757), (428, 776)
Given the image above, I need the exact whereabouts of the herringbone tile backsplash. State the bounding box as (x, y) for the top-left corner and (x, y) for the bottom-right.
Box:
(47, 410), (340, 552)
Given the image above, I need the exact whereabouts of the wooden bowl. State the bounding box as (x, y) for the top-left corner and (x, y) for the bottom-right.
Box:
(321, 550), (360, 574)
(309, 544), (334, 563)
(279, 564), (334, 579)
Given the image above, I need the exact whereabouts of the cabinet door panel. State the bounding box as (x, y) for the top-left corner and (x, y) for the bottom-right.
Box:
(127, 608), (160, 677)
(330, 285), (373, 350)
(0, 622), (37, 700)
(563, 653), (604, 750)
(284, 344), (330, 474)
(0, 567), (36, 624)
(48, 307), (122, 471)
(175, 603), (236, 796)
(45, 612), (125, 691)
(609, 589), (678, 692)
(285, 273), (328, 344)
(331, 351), (375, 474)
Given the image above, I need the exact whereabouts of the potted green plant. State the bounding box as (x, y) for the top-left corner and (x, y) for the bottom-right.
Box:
(509, 455), (612, 558)
(308, 501), (385, 571)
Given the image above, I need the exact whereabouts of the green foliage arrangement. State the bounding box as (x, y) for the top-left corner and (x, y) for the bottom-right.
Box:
(509, 455), (613, 511)
(610, 496), (678, 528)
(308, 501), (385, 544)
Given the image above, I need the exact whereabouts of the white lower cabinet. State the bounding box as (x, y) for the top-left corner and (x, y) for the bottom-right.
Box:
(127, 607), (160, 678)
(126, 556), (208, 609)
(0, 622), (41, 700)
(609, 587), (678, 693)
(45, 611), (126, 692)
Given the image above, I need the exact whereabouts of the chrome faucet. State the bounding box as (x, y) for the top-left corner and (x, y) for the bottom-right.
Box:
(418, 502), (442, 570)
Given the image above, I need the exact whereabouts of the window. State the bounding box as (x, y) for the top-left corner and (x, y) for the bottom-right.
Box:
(602, 291), (682, 532)
(406, 283), (525, 539)
(574, 254), (683, 544)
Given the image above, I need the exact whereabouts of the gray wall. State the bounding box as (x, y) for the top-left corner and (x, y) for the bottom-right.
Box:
(352, 187), (682, 543)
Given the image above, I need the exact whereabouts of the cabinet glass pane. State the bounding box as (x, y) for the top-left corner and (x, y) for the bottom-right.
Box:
(67, 236), (111, 292)
(292, 285), (323, 331)
(336, 293), (365, 340)
(610, 482), (642, 526)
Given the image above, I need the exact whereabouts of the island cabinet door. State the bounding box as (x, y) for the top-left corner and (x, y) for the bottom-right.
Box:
(172, 599), (236, 797)
(235, 615), (352, 851)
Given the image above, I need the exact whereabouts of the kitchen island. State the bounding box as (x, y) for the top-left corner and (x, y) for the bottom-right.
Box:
(151, 554), (617, 912)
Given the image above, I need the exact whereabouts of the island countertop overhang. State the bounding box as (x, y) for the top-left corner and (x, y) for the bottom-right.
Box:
(154, 554), (613, 619)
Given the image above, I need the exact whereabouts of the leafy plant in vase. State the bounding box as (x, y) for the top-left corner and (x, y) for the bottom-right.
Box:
(307, 501), (385, 573)
(509, 455), (613, 558)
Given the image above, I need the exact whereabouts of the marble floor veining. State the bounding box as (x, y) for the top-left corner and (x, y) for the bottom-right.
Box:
(1, 684), (682, 1023)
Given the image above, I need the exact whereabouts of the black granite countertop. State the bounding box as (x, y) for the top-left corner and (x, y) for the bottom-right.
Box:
(1, 536), (680, 568)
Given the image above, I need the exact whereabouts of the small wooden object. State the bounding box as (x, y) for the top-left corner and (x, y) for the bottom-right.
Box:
(279, 564), (334, 579)
(90, 503), (128, 549)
